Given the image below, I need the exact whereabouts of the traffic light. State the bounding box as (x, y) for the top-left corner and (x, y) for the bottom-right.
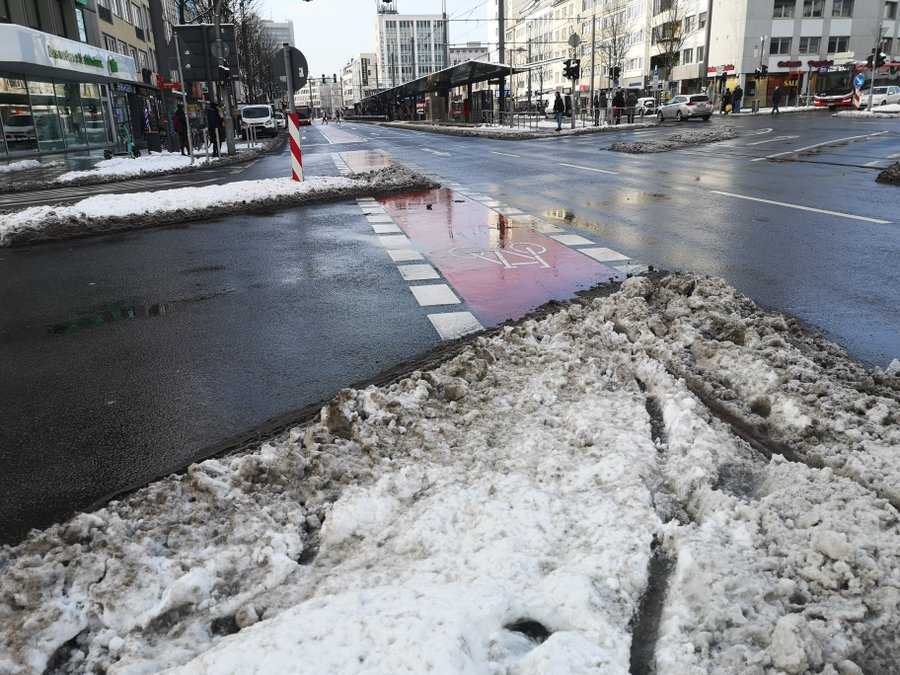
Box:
(761, 65), (768, 75)
(612, 65), (621, 81)
(333, 74), (338, 83)
(563, 59), (581, 80)
(867, 48), (887, 68)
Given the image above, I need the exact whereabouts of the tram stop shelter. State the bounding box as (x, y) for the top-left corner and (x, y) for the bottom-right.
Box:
(354, 60), (516, 124)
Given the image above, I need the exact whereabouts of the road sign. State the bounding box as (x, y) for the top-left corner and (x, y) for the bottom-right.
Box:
(272, 46), (309, 92)
(854, 73), (865, 88)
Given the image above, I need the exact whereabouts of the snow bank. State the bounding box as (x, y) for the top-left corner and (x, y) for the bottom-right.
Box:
(0, 159), (46, 174)
(55, 152), (212, 183)
(610, 127), (738, 153)
(0, 166), (437, 247)
(377, 119), (654, 140)
(1, 274), (898, 674)
(834, 104), (900, 119)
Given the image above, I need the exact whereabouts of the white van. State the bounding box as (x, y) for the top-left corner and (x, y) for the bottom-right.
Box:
(239, 104), (277, 137)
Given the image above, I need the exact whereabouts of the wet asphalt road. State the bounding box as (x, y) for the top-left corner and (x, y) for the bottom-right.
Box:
(2, 114), (899, 543)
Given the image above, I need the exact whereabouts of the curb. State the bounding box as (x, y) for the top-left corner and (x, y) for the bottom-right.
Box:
(2, 172), (439, 248)
(0, 134), (287, 195)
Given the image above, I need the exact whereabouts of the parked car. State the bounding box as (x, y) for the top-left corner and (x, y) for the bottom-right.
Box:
(657, 94), (712, 122)
(855, 85), (900, 109)
(636, 97), (657, 116)
(239, 104), (277, 138)
(274, 111), (287, 129)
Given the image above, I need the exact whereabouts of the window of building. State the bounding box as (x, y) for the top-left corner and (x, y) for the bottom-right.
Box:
(28, 80), (65, 153)
(103, 33), (116, 51)
(684, 15), (694, 32)
(827, 35), (849, 52)
(832, 0), (853, 17)
(0, 78), (38, 154)
(0, 0), (8, 22)
(886, 2), (898, 19)
(883, 37), (894, 53)
(773, 0), (795, 18)
(697, 45), (705, 62)
(698, 11), (707, 28)
(118, 39), (128, 55)
(132, 4), (141, 29)
(682, 47), (693, 63)
(75, 7), (88, 41)
(799, 36), (821, 53)
(23, 0), (41, 29)
(802, 0), (824, 17)
(770, 37), (792, 54)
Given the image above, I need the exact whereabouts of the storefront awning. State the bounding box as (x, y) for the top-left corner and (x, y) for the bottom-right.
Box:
(359, 60), (515, 105)
(0, 24), (138, 84)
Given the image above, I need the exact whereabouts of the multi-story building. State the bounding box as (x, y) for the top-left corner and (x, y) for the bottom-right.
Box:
(295, 79), (322, 113)
(374, 2), (448, 88)
(261, 19), (295, 48)
(0, 0), (151, 159)
(342, 53), (380, 107)
(449, 42), (491, 65)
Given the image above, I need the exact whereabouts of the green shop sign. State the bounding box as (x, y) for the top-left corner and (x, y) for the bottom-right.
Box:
(47, 46), (105, 70)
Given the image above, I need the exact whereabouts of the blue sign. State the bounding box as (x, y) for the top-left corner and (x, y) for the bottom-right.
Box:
(854, 73), (865, 88)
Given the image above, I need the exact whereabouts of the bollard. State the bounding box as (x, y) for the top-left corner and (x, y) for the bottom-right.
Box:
(288, 112), (303, 182)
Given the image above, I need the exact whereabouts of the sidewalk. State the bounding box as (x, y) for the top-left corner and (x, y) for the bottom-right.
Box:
(371, 118), (655, 141)
(714, 104), (823, 117)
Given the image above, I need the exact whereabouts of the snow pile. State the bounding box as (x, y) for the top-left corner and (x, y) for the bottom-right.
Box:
(1, 274), (898, 674)
(876, 162), (900, 186)
(610, 126), (738, 153)
(378, 119), (654, 140)
(0, 166), (437, 247)
(0, 159), (45, 174)
(834, 104), (900, 119)
(55, 152), (211, 183)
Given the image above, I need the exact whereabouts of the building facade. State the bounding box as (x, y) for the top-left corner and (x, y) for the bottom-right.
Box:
(342, 53), (379, 107)
(374, 9), (448, 88)
(449, 42), (490, 65)
(0, 1), (155, 160)
(260, 19), (295, 48)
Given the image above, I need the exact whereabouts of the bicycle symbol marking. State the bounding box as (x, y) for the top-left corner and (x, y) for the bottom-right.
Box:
(449, 242), (550, 269)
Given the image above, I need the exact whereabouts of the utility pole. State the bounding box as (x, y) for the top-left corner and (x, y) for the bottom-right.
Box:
(527, 36), (532, 110)
(498, 0), (505, 121)
(590, 12), (596, 116)
(213, 0), (235, 156)
(868, 0), (886, 111)
(283, 43), (295, 113)
(174, 31), (194, 162)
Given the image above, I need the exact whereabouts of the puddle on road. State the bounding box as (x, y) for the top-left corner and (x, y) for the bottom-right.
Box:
(46, 289), (234, 336)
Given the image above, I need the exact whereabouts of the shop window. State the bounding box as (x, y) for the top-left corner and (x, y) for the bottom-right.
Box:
(0, 78), (38, 154)
(55, 83), (87, 148)
(28, 80), (65, 152)
(80, 83), (107, 146)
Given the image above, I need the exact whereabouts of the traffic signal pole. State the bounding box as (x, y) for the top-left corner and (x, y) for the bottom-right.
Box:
(213, 0), (236, 156)
(867, 1), (885, 112)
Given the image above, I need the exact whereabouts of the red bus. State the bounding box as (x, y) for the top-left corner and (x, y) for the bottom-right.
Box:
(814, 61), (900, 109)
(297, 105), (313, 126)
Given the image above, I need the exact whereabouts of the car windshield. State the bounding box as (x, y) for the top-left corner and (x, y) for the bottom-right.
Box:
(242, 107), (270, 119)
(690, 96), (709, 102)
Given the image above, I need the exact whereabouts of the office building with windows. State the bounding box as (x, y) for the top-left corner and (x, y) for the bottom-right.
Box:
(374, 5), (448, 89)
(261, 19), (295, 48)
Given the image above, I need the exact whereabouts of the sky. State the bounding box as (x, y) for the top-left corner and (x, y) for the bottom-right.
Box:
(259, 0), (490, 78)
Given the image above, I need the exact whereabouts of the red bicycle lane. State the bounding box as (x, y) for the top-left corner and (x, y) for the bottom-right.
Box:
(378, 187), (619, 326)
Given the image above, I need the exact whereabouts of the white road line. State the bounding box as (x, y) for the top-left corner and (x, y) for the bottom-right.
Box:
(865, 160), (885, 167)
(491, 151), (521, 158)
(558, 162), (618, 175)
(751, 131), (888, 162)
(745, 135), (799, 146)
(888, 153), (900, 159)
(420, 147), (452, 157)
(710, 190), (892, 224)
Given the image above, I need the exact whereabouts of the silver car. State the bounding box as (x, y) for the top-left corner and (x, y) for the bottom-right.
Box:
(657, 94), (712, 122)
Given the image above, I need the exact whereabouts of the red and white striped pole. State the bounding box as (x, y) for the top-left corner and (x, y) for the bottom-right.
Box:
(288, 112), (303, 181)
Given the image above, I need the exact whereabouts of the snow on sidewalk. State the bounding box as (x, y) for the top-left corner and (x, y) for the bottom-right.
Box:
(834, 104), (900, 119)
(1, 275), (898, 675)
(54, 151), (213, 183)
(0, 167), (433, 247)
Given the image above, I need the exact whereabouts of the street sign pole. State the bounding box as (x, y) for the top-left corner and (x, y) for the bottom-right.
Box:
(868, 1), (885, 112)
(174, 32), (194, 163)
(283, 43), (296, 113)
(213, 0), (236, 156)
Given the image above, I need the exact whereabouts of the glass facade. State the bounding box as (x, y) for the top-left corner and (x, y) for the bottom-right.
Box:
(0, 75), (115, 157)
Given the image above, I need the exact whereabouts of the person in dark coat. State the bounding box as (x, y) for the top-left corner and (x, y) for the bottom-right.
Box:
(721, 88), (732, 115)
(612, 89), (625, 125)
(599, 91), (608, 125)
(732, 84), (743, 113)
(771, 86), (782, 115)
(173, 104), (189, 156)
(592, 93), (600, 126)
(553, 92), (565, 131)
(206, 103), (222, 156)
(626, 90), (637, 123)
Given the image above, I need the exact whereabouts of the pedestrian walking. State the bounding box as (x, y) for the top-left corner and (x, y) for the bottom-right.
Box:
(173, 103), (189, 156)
(626, 90), (637, 124)
(732, 84), (743, 114)
(336, 109), (342, 124)
(721, 88), (732, 115)
(612, 89), (625, 125)
(592, 93), (600, 126)
(771, 86), (782, 115)
(599, 90), (608, 125)
(553, 92), (564, 131)
(206, 103), (222, 157)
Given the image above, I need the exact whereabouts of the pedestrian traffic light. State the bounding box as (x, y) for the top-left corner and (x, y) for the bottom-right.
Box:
(612, 65), (621, 81)
(761, 65), (768, 75)
(563, 59), (580, 80)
